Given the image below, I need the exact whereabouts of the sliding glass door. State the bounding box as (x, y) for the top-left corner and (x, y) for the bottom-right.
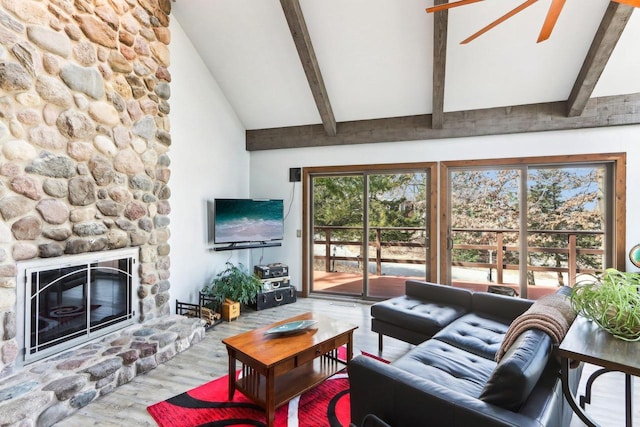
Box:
(442, 154), (623, 299)
(306, 165), (434, 300)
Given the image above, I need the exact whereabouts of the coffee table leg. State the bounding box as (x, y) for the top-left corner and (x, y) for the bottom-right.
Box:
(227, 349), (236, 400)
(347, 331), (354, 362)
(266, 369), (275, 427)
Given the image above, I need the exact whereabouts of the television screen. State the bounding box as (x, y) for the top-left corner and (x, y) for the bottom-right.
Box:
(213, 199), (284, 244)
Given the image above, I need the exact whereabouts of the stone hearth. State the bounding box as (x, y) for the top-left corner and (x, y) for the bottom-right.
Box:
(0, 315), (204, 426)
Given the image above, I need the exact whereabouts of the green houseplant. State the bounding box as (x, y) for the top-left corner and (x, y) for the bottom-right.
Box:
(202, 262), (262, 306)
(570, 268), (640, 341)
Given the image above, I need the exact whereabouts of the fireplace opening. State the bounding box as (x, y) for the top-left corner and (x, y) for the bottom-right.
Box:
(17, 248), (139, 365)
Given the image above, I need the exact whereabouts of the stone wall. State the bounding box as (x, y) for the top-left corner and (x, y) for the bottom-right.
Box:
(0, 0), (173, 378)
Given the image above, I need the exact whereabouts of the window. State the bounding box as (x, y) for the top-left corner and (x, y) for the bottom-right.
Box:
(301, 154), (625, 301)
(441, 154), (625, 299)
(302, 163), (437, 299)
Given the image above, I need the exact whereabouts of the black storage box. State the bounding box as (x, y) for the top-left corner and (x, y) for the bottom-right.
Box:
(254, 264), (288, 279)
(251, 285), (297, 311)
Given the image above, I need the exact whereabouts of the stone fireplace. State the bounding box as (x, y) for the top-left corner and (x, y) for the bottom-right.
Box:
(0, 1), (203, 426)
(17, 248), (139, 365)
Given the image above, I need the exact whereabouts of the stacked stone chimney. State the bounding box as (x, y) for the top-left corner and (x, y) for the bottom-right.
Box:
(0, 0), (173, 378)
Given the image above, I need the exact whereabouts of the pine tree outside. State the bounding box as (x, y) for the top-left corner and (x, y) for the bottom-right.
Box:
(311, 172), (429, 299)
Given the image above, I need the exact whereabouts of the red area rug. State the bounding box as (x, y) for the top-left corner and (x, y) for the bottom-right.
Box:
(147, 370), (349, 427)
(147, 350), (387, 427)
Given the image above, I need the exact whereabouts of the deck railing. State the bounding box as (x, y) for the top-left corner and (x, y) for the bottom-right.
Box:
(314, 226), (426, 276)
(313, 226), (605, 286)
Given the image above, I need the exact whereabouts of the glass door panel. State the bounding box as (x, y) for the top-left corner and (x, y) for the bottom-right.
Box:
(311, 175), (365, 297)
(526, 166), (607, 298)
(366, 172), (428, 298)
(90, 258), (132, 331)
(31, 267), (88, 353)
(449, 168), (521, 294)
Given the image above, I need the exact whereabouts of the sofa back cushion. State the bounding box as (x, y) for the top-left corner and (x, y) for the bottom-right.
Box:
(405, 281), (473, 311)
(472, 291), (533, 323)
(478, 329), (552, 410)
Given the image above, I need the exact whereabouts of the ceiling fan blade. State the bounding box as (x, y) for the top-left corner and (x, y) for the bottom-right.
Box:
(461, 0), (538, 44)
(537, 0), (567, 42)
(612, 0), (640, 6)
(426, 0), (484, 14)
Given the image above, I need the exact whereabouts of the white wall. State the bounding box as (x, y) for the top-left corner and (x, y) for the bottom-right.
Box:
(168, 19), (251, 307)
(249, 126), (640, 290)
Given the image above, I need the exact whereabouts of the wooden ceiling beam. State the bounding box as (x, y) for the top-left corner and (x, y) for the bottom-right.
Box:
(280, 0), (337, 136)
(246, 93), (640, 150)
(566, 2), (634, 117)
(431, 0), (448, 129)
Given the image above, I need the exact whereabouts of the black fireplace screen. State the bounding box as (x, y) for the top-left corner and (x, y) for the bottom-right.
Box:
(26, 256), (135, 361)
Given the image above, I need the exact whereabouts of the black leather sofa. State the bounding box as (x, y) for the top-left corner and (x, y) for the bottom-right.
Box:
(349, 281), (582, 427)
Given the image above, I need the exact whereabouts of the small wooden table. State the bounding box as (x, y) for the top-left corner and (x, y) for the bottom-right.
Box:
(222, 312), (358, 427)
(558, 316), (640, 427)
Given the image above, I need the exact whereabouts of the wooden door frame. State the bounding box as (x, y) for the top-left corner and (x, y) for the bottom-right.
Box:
(301, 163), (438, 297)
(439, 152), (627, 287)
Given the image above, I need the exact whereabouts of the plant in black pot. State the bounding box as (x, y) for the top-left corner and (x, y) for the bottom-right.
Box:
(202, 262), (262, 308)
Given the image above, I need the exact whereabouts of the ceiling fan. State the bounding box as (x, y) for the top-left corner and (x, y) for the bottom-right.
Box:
(426, 0), (640, 44)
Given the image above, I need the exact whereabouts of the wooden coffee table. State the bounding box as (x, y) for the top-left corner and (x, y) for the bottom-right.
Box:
(222, 312), (358, 427)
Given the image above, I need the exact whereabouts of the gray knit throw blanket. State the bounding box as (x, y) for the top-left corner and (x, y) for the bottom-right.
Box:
(496, 293), (576, 363)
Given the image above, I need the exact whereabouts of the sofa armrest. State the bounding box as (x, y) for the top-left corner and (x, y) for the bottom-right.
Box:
(349, 356), (546, 427)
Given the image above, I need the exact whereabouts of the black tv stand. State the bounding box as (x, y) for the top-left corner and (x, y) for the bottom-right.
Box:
(213, 242), (282, 252)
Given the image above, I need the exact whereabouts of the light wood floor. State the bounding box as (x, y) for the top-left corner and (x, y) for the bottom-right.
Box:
(55, 297), (411, 426)
(55, 296), (634, 427)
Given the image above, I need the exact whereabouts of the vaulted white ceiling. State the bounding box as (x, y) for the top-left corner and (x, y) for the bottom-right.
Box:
(172, 0), (640, 148)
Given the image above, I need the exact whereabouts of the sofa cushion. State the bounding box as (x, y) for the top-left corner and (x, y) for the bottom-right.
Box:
(405, 280), (473, 309)
(478, 329), (552, 410)
(372, 296), (468, 337)
(433, 313), (509, 360)
(471, 291), (533, 323)
(392, 339), (496, 398)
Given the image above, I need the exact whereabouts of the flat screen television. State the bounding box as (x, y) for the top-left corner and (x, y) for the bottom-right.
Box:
(210, 199), (284, 250)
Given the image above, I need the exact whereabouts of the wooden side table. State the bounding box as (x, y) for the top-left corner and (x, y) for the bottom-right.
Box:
(558, 316), (640, 427)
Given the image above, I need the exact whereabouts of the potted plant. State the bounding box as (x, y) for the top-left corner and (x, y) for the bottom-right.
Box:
(202, 261), (262, 307)
(570, 268), (640, 341)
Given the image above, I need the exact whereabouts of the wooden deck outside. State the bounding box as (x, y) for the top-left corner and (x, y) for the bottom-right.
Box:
(311, 270), (562, 300)
(312, 271), (414, 299)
